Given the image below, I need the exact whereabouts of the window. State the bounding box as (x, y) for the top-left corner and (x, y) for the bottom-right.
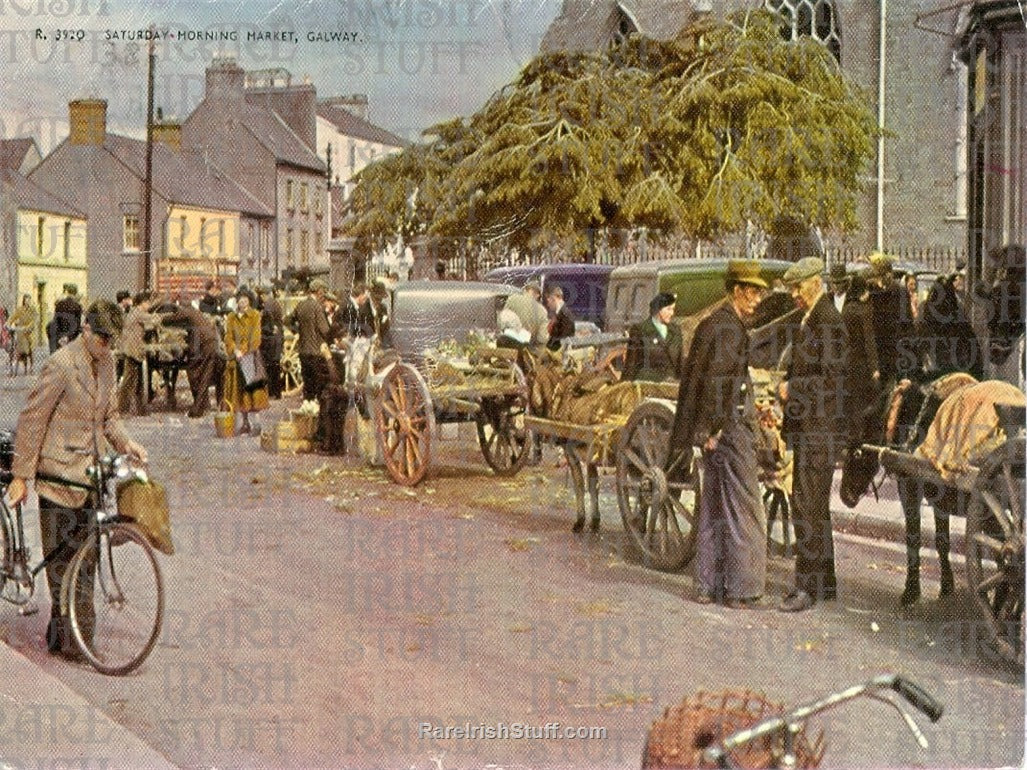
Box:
(349, 144), (356, 174)
(314, 230), (322, 257)
(63, 221), (71, 261)
(300, 183), (309, 213)
(123, 215), (141, 252)
(180, 215), (188, 251)
(314, 189), (323, 217)
(286, 179), (295, 211)
(199, 217), (208, 256)
(217, 219), (226, 255)
(36, 216), (45, 257)
(764, 0), (841, 62)
(300, 230), (309, 266)
(286, 228), (294, 265)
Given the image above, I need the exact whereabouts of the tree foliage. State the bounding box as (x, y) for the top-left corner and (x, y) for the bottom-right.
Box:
(344, 10), (878, 250)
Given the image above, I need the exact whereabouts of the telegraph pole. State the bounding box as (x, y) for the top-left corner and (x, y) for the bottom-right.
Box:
(142, 25), (156, 290)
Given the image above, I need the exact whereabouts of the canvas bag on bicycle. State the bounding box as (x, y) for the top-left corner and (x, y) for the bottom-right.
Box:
(116, 479), (175, 555)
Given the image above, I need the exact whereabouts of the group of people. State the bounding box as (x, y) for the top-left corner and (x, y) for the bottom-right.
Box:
(628, 253), (987, 614)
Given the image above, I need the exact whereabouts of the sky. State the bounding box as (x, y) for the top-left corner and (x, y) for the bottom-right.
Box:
(0, 0), (565, 153)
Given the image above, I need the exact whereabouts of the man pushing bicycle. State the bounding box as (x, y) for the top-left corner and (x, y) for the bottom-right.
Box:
(6, 300), (148, 661)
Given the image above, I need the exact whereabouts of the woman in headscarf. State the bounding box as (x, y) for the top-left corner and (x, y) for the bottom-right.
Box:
(222, 289), (269, 434)
(8, 294), (37, 374)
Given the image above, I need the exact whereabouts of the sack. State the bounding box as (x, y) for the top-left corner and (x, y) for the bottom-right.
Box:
(238, 350), (267, 391)
(213, 399), (235, 438)
(116, 479), (174, 555)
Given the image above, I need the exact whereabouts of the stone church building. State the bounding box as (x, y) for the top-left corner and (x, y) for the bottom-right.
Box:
(540, 0), (975, 261)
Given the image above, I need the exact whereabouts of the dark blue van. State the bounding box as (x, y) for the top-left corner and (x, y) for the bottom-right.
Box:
(482, 263), (615, 330)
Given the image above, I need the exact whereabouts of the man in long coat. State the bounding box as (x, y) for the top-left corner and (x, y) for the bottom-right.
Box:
(623, 292), (682, 382)
(160, 302), (221, 417)
(286, 279), (331, 402)
(667, 262), (768, 608)
(777, 257), (849, 612)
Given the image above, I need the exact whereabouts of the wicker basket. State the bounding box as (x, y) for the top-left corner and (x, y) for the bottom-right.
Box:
(642, 689), (824, 769)
(289, 410), (317, 440)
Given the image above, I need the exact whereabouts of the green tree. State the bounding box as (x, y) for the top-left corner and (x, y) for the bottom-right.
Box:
(346, 10), (877, 250)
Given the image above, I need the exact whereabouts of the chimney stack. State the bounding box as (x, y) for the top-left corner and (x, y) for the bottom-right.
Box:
(68, 99), (107, 145)
(322, 94), (369, 121)
(153, 120), (182, 150)
(205, 56), (245, 99)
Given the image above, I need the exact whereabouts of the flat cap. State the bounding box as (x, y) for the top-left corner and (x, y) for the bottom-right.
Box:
(523, 280), (542, 295)
(726, 260), (769, 289)
(828, 262), (849, 281)
(649, 292), (677, 314)
(782, 257), (825, 285)
(84, 299), (124, 338)
(309, 278), (328, 292)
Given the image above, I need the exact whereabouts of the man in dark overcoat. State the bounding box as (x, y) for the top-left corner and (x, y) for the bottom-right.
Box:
(544, 286), (575, 352)
(777, 257), (849, 612)
(159, 302), (221, 417)
(285, 279), (331, 402)
(623, 292), (682, 382)
(51, 284), (82, 352)
(667, 262), (768, 608)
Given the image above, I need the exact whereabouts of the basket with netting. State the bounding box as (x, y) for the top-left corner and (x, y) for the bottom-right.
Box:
(641, 689), (825, 769)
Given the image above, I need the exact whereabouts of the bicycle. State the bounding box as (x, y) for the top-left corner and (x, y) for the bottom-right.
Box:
(643, 673), (944, 768)
(0, 432), (165, 675)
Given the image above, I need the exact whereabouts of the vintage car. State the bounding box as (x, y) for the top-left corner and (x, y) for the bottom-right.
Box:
(482, 263), (614, 329)
(387, 280), (519, 364)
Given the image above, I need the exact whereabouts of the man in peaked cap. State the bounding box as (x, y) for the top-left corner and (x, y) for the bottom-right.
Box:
(8, 299), (147, 660)
(623, 291), (682, 382)
(828, 262), (850, 314)
(777, 256), (849, 612)
(666, 260), (769, 608)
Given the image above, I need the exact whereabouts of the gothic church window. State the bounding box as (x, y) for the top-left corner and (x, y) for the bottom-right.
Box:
(764, 0), (841, 62)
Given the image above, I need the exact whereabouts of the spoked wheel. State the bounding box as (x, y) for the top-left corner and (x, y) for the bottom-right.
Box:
(966, 436), (1025, 669)
(280, 332), (303, 397)
(477, 363), (530, 476)
(615, 400), (698, 571)
(374, 363), (436, 486)
(65, 522), (164, 676)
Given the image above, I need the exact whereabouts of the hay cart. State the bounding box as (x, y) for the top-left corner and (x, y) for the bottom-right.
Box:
(524, 379), (701, 571)
(863, 402), (1025, 668)
(366, 281), (531, 486)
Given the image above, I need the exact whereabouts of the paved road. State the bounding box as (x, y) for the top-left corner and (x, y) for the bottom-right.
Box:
(0, 370), (1021, 769)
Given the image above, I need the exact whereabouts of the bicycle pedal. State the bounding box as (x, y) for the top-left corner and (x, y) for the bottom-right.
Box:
(18, 600), (38, 616)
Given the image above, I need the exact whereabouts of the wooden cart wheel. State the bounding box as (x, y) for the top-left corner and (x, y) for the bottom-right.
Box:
(615, 400), (698, 571)
(966, 435), (1025, 669)
(476, 362), (531, 477)
(280, 331), (303, 397)
(374, 362), (436, 486)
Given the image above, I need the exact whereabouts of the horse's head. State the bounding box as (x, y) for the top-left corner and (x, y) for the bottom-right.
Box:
(840, 443), (880, 508)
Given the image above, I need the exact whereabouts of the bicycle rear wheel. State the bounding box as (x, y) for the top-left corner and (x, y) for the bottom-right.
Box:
(65, 522), (164, 675)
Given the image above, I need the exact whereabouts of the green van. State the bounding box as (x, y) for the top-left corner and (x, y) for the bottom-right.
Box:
(605, 258), (796, 332)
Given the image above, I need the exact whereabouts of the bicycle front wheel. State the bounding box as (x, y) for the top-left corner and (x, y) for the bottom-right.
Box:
(65, 522), (164, 675)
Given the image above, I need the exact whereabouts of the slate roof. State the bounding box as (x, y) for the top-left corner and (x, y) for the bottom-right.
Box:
(540, 0), (700, 52)
(238, 102), (325, 173)
(317, 104), (407, 149)
(103, 134), (273, 218)
(1, 166), (85, 218)
(0, 138), (38, 174)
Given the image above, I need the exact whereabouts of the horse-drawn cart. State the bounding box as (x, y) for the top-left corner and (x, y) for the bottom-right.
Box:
(524, 379), (701, 571)
(848, 379), (1025, 668)
(362, 281), (530, 486)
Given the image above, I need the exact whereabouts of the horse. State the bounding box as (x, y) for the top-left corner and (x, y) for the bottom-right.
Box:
(840, 373), (976, 605)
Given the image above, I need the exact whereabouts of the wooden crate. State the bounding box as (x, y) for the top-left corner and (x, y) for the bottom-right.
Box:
(261, 420), (314, 454)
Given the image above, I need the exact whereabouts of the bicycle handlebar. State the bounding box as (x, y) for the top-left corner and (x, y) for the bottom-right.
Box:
(702, 674), (943, 768)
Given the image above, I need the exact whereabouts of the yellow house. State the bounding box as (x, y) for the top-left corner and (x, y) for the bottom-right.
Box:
(2, 170), (88, 347)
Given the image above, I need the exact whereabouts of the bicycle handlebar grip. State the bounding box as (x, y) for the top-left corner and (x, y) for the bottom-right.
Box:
(892, 676), (945, 722)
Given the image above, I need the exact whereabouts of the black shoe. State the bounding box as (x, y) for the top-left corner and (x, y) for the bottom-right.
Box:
(778, 589), (815, 612)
